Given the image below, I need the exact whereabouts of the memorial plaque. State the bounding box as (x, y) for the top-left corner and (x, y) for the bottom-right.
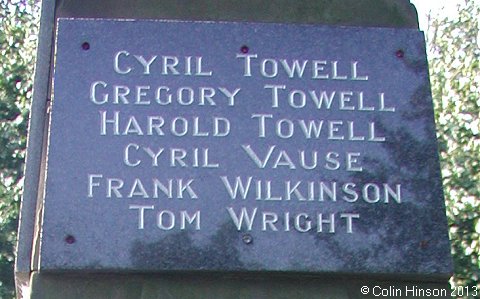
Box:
(40, 19), (451, 276)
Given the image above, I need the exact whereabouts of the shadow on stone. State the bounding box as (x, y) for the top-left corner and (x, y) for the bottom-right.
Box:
(130, 222), (247, 271)
(308, 84), (450, 275)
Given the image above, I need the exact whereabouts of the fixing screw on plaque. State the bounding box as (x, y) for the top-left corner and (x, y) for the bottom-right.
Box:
(240, 45), (249, 54)
(395, 49), (405, 58)
(242, 234), (253, 245)
(65, 235), (76, 245)
(81, 42), (90, 50)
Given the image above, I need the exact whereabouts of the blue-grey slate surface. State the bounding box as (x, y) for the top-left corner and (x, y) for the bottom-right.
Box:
(40, 18), (451, 277)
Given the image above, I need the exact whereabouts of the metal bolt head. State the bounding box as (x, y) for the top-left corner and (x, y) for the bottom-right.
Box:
(65, 235), (76, 244)
(242, 234), (253, 244)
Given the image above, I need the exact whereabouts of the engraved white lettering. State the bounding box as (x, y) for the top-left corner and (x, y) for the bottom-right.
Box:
(220, 177), (401, 203)
(226, 207), (360, 234)
(114, 50), (131, 74)
(90, 83), (239, 107)
(129, 205), (154, 229)
(250, 114), (385, 141)
(99, 112), (230, 137)
(237, 55), (368, 80)
(241, 145), (364, 171)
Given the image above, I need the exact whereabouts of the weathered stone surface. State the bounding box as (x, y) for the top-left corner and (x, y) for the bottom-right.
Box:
(39, 18), (451, 277)
(56, 0), (419, 28)
(28, 272), (452, 299)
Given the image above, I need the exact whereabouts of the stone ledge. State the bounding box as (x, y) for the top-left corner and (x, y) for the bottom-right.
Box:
(29, 272), (451, 299)
(56, 0), (418, 28)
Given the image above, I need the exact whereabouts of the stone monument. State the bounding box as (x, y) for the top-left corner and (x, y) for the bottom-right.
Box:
(15, 0), (453, 298)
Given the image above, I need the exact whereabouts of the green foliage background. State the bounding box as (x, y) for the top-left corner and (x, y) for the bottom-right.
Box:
(0, 0), (39, 297)
(0, 0), (478, 298)
(428, 0), (480, 292)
